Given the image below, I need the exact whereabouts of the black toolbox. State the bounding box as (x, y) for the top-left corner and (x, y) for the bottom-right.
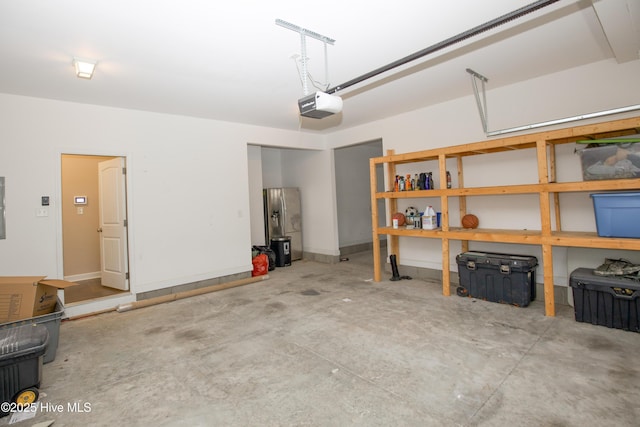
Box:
(569, 268), (640, 332)
(456, 251), (538, 307)
(1, 324), (49, 417)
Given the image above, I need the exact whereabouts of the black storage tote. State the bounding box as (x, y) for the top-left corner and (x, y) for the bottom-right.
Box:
(456, 251), (538, 307)
(1, 324), (49, 416)
(569, 268), (640, 332)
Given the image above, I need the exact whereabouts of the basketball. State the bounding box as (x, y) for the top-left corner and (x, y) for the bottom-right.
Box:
(392, 212), (406, 226)
(461, 214), (479, 229)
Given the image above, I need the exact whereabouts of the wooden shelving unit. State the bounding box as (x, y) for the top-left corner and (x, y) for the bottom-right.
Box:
(369, 116), (640, 316)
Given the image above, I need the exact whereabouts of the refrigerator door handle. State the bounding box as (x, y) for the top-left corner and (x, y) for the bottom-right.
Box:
(281, 196), (287, 232)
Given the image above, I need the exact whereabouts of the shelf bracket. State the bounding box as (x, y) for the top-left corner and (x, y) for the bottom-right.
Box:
(276, 19), (335, 96)
(467, 68), (489, 133)
(466, 66), (640, 136)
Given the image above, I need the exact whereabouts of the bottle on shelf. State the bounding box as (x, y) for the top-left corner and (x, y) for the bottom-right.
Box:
(419, 173), (427, 190)
(422, 206), (437, 230)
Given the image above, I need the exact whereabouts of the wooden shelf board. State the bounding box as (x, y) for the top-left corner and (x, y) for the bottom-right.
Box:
(377, 190), (445, 198)
(377, 226), (443, 237)
(443, 228), (542, 244)
(375, 227), (640, 250)
(376, 227), (542, 244)
(370, 117), (640, 165)
(376, 180), (640, 199)
(546, 179), (640, 192)
(548, 231), (640, 250)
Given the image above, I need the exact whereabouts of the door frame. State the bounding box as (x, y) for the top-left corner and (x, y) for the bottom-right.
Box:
(55, 149), (136, 315)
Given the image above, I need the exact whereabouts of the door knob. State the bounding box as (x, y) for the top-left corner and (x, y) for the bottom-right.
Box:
(97, 227), (103, 233)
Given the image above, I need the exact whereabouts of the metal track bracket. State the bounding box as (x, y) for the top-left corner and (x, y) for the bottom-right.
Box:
(276, 19), (335, 96)
(467, 68), (489, 133)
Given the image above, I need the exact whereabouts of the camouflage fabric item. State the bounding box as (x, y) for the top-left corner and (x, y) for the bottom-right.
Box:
(594, 258), (640, 277)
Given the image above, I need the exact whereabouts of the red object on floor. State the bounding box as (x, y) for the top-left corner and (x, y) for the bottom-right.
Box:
(252, 254), (268, 276)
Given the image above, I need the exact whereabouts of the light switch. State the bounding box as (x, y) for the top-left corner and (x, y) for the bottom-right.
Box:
(77, 207), (84, 215)
(36, 208), (48, 217)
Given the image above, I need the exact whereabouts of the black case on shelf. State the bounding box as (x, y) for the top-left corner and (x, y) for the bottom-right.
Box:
(569, 268), (640, 332)
(456, 251), (538, 307)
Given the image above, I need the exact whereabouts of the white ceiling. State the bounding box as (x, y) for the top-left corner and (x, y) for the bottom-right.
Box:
(0, 0), (638, 133)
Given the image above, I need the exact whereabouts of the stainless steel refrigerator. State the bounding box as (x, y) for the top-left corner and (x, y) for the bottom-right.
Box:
(263, 187), (302, 261)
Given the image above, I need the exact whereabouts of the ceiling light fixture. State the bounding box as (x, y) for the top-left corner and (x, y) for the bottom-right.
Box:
(72, 57), (97, 79)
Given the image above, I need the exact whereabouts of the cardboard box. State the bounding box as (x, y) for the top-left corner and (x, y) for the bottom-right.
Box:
(0, 276), (77, 323)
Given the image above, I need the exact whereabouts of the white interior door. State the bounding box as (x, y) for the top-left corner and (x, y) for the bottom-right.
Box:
(98, 157), (129, 290)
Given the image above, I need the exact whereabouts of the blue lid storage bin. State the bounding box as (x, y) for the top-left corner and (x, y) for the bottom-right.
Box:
(591, 192), (640, 238)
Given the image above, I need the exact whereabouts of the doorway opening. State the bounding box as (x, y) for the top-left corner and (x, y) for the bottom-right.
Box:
(334, 139), (386, 255)
(61, 154), (130, 304)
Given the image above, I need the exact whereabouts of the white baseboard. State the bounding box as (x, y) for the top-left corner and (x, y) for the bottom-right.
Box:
(64, 271), (101, 282)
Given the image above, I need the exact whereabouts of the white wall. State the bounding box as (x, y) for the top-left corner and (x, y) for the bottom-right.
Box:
(247, 145), (265, 246)
(0, 94), (324, 303)
(249, 146), (286, 248)
(334, 140), (383, 248)
(280, 148), (340, 256)
(260, 147), (284, 188)
(326, 58), (640, 286)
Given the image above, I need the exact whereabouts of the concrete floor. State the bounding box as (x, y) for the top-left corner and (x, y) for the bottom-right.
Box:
(3, 250), (640, 426)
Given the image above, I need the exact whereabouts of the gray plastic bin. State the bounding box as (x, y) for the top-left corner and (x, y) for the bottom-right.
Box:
(0, 298), (63, 364)
(1, 324), (48, 417)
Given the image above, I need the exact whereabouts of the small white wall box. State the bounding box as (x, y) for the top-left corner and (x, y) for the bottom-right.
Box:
(74, 196), (87, 205)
